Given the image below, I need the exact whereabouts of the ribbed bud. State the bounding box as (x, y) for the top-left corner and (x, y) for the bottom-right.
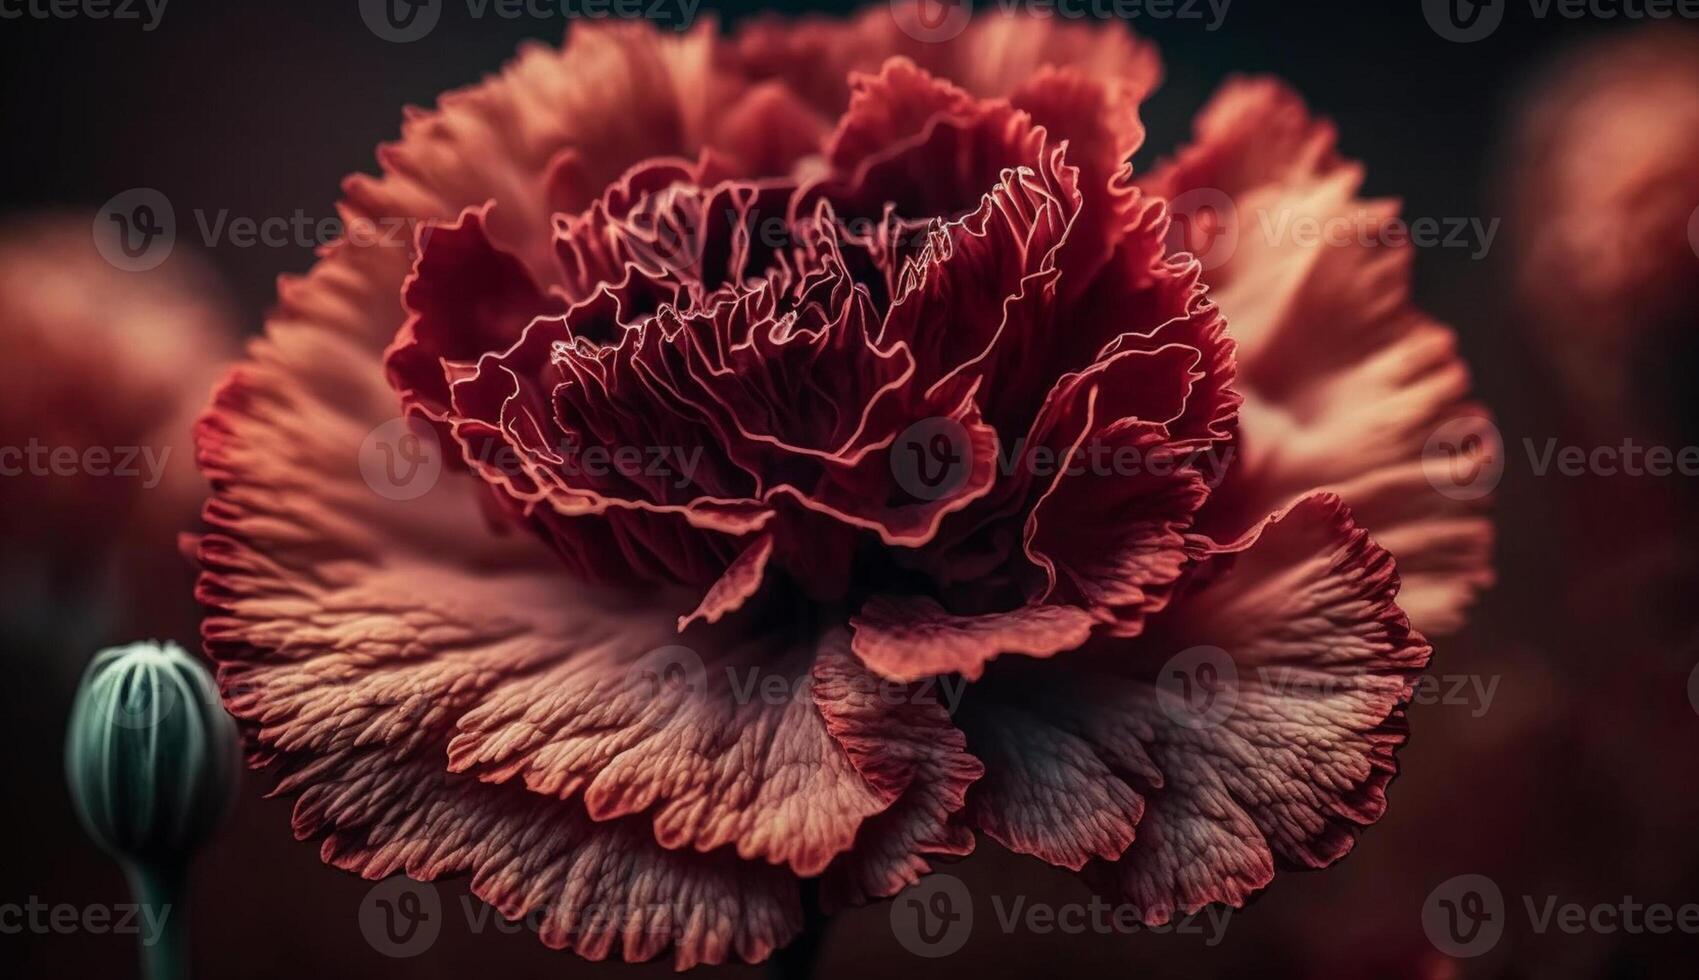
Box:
(65, 641), (239, 867)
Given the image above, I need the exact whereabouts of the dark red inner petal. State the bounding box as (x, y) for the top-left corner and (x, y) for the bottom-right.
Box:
(381, 54), (1236, 643)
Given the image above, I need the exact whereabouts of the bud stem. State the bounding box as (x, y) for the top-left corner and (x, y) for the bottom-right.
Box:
(126, 862), (186, 980)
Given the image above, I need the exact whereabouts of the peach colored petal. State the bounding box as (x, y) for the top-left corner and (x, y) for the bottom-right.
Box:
(191, 24), (838, 965)
(284, 742), (801, 968)
(1143, 78), (1493, 634)
(811, 645), (985, 907)
(850, 596), (1097, 683)
(197, 360), (804, 965)
(678, 532), (775, 630)
(444, 625), (895, 877)
(1097, 494), (1428, 919)
(309, 22), (730, 359)
(958, 494), (1428, 915)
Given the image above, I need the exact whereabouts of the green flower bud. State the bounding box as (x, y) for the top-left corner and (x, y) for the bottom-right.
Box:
(65, 641), (239, 867)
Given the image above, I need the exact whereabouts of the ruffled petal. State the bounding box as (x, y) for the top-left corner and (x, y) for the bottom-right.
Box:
(197, 360), (803, 965)
(957, 494), (1429, 917)
(1009, 65), (1149, 291)
(285, 743), (800, 968)
(1022, 342), (1227, 634)
(387, 205), (566, 421)
(679, 532), (775, 630)
(1142, 78), (1493, 634)
(850, 596), (1096, 683)
(326, 22), (728, 356)
(811, 645), (984, 907)
(733, 3), (1159, 130)
(875, 136), (1083, 428)
(958, 678), (1154, 869)
(445, 624), (896, 877)
(192, 24), (836, 966)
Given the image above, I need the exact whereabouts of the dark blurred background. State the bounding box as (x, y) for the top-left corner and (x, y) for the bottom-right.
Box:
(5, 0), (1699, 977)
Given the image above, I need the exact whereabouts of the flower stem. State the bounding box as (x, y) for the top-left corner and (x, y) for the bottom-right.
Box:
(769, 879), (829, 980)
(125, 863), (186, 980)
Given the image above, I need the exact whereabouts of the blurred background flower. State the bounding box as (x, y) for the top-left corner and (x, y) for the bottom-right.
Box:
(1502, 25), (1699, 433)
(0, 215), (237, 654)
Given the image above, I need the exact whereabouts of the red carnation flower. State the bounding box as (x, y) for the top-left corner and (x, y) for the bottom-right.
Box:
(195, 8), (1489, 967)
